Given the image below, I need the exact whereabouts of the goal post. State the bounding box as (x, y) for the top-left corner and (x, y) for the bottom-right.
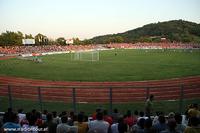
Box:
(72, 50), (99, 61)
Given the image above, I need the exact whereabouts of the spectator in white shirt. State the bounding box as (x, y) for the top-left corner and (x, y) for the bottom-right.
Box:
(88, 111), (109, 133)
(57, 115), (78, 133)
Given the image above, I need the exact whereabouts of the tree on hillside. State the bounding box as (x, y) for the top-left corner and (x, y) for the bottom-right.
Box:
(190, 24), (200, 36)
(73, 38), (82, 45)
(0, 31), (23, 46)
(114, 36), (124, 43)
(25, 34), (34, 39)
(56, 37), (66, 45)
(82, 39), (93, 45)
(90, 20), (200, 44)
(48, 38), (56, 45)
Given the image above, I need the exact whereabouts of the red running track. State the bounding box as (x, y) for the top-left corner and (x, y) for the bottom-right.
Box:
(0, 76), (200, 103)
(0, 56), (15, 60)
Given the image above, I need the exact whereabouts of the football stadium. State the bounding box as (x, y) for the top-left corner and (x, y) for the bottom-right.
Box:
(1, 0), (200, 132)
(1, 43), (200, 113)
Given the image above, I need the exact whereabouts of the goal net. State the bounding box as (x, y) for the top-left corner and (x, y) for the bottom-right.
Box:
(72, 50), (99, 61)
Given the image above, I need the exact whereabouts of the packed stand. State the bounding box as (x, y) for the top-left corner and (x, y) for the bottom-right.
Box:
(0, 45), (99, 56)
(0, 103), (200, 133)
(105, 43), (200, 49)
(1, 43), (200, 56)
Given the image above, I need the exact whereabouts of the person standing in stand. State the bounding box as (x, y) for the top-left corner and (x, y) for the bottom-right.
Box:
(145, 94), (154, 117)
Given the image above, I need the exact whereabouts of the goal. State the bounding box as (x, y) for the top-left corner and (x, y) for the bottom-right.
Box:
(72, 50), (99, 61)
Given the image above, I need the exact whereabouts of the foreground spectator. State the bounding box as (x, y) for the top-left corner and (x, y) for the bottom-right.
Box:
(184, 117), (200, 133)
(57, 115), (78, 133)
(17, 109), (26, 124)
(152, 111), (162, 125)
(124, 110), (137, 128)
(174, 113), (186, 133)
(88, 111), (109, 133)
(144, 118), (155, 133)
(188, 103), (200, 118)
(42, 110), (48, 122)
(168, 112), (175, 119)
(68, 111), (77, 126)
(112, 108), (121, 124)
(52, 111), (60, 125)
(134, 110), (139, 120)
(2, 113), (21, 133)
(131, 118), (145, 133)
(35, 111), (44, 133)
(74, 113), (88, 133)
(3, 108), (14, 123)
(153, 115), (167, 132)
(111, 116), (127, 133)
(103, 110), (113, 125)
(43, 113), (57, 133)
(91, 108), (102, 120)
(138, 111), (148, 121)
(160, 119), (177, 133)
(23, 111), (38, 133)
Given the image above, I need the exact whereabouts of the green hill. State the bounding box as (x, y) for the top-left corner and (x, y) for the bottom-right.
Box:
(90, 20), (200, 44)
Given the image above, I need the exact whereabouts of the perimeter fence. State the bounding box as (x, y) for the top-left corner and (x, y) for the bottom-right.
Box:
(0, 84), (200, 114)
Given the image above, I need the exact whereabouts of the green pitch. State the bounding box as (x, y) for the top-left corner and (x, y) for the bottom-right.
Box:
(0, 49), (200, 81)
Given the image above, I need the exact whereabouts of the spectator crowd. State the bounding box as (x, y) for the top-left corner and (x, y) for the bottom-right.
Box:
(0, 43), (200, 56)
(0, 45), (99, 55)
(0, 103), (199, 133)
(105, 43), (200, 49)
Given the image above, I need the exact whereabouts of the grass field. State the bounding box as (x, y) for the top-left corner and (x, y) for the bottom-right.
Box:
(0, 49), (200, 81)
(1, 96), (200, 114)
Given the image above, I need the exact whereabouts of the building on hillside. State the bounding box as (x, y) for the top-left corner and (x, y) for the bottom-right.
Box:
(66, 39), (74, 45)
(22, 39), (35, 45)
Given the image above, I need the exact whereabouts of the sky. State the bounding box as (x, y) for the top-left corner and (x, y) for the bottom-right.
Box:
(0, 0), (200, 40)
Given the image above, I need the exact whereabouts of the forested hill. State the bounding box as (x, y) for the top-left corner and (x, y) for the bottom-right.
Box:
(0, 20), (199, 46)
(90, 20), (200, 44)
